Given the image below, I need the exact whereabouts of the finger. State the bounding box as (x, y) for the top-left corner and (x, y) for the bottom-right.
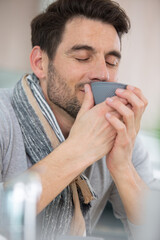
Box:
(76, 84), (94, 119)
(109, 110), (122, 120)
(106, 95), (128, 106)
(105, 112), (128, 144)
(115, 88), (147, 132)
(116, 87), (148, 115)
(127, 85), (148, 108)
(106, 98), (135, 136)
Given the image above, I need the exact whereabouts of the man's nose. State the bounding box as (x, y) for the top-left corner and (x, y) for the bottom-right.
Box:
(89, 60), (110, 82)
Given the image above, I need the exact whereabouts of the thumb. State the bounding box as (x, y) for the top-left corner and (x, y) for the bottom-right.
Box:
(77, 84), (94, 119)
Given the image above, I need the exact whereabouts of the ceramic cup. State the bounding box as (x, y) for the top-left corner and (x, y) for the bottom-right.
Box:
(91, 82), (127, 104)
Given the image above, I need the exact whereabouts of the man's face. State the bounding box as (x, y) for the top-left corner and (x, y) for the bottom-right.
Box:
(47, 17), (121, 118)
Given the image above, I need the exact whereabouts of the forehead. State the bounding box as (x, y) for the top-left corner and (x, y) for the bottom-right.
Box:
(59, 16), (121, 52)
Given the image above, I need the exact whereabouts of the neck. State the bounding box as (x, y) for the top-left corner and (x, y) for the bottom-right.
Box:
(40, 81), (74, 138)
(49, 102), (75, 139)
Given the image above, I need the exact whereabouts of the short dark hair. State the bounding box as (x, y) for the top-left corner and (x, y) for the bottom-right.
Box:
(31, 0), (130, 60)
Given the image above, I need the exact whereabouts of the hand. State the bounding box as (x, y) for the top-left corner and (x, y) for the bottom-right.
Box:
(67, 84), (126, 167)
(105, 85), (148, 174)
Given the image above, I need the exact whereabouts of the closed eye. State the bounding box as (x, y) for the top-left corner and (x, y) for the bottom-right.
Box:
(75, 58), (90, 62)
(106, 62), (117, 67)
(106, 59), (119, 67)
(105, 55), (120, 67)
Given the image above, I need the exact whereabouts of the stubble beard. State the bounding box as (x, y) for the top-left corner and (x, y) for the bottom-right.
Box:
(47, 62), (81, 118)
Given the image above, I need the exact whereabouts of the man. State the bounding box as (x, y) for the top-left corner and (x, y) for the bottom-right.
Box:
(0, 0), (153, 239)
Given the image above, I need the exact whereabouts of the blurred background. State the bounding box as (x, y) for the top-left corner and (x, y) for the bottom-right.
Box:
(0, 0), (160, 239)
(0, 0), (160, 129)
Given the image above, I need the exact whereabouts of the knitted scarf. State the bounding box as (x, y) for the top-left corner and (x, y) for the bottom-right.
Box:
(11, 74), (96, 240)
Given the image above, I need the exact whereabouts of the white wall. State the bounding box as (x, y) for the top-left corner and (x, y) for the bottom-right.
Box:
(0, 0), (39, 72)
(116, 0), (160, 130)
(0, 0), (160, 130)
(39, 0), (56, 11)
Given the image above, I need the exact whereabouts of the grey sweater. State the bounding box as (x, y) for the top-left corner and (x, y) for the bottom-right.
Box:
(0, 88), (154, 239)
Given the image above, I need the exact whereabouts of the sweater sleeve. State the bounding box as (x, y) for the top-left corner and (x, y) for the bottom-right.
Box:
(0, 89), (29, 182)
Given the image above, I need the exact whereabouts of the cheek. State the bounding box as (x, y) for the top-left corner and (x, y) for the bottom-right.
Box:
(108, 69), (119, 82)
(77, 89), (85, 101)
(54, 51), (90, 85)
(62, 64), (89, 89)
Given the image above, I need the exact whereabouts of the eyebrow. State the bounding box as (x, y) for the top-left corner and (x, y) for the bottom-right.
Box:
(66, 44), (96, 55)
(107, 50), (121, 60)
(66, 44), (121, 59)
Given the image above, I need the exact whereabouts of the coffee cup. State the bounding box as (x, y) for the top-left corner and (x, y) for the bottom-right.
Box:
(91, 82), (127, 105)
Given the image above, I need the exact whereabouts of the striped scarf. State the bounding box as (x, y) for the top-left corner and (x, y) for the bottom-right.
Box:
(11, 74), (96, 240)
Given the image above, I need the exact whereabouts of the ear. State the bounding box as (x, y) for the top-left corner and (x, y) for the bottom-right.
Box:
(30, 46), (48, 79)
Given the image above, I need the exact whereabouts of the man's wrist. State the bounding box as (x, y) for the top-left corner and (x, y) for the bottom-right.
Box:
(57, 139), (90, 175)
(109, 161), (134, 182)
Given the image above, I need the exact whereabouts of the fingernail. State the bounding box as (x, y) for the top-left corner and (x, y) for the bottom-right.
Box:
(116, 88), (124, 93)
(106, 97), (113, 102)
(106, 113), (111, 118)
(127, 85), (135, 91)
(84, 85), (88, 93)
